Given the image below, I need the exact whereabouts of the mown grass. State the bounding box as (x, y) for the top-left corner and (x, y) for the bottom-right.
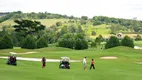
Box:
(0, 19), (68, 28)
(0, 46), (142, 61)
(134, 41), (142, 47)
(0, 46), (142, 80)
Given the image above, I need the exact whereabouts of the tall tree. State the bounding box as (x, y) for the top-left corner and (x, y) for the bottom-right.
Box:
(13, 19), (45, 36)
(0, 34), (13, 49)
(21, 35), (36, 49)
(36, 36), (48, 48)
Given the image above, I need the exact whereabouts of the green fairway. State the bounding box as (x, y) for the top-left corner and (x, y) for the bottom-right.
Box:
(0, 46), (142, 80)
(0, 58), (142, 80)
(134, 41), (142, 47)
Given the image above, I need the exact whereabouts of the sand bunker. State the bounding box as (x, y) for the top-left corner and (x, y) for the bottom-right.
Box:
(20, 52), (38, 54)
(10, 52), (38, 54)
(100, 56), (118, 59)
(136, 62), (142, 64)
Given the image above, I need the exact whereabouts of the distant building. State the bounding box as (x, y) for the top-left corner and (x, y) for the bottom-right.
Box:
(116, 33), (122, 38)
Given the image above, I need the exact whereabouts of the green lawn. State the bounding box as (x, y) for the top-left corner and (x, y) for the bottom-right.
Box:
(134, 41), (142, 47)
(0, 19), (68, 28)
(0, 46), (142, 80)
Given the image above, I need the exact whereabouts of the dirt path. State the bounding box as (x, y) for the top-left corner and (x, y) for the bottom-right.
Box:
(0, 56), (81, 62)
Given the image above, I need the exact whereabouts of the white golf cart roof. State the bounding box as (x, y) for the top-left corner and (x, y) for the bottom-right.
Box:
(60, 57), (70, 61)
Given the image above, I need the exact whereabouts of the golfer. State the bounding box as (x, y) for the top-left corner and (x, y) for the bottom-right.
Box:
(83, 57), (87, 70)
(90, 59), (95, 70)
(42, 57), (46, 68)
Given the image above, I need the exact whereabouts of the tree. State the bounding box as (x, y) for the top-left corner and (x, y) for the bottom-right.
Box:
(91, 31), (96, 36)
(93, 21), (102, 26)
(135, 34), (142, 41)
(36, 37), (48, 48)
(110, 24), (122, 34)
(58, 33), (88, 50)
(105, 36), (120, 49)
(11, 31), (20, 47)
(91, 41), (97, 48)
(75, 39), (88, 50)
(80, 20), (87, 25)
(60, 25), (68, 35)
(95, 35), (104, 45)
(74, 34), (88, 50)
(81, 16), (88, 20)
(121, 36), (134, 48)
(56, 21), (62, 26)
(21, 35), (36, 49)
(68, 24), (77, 33)
(77, 25), (84, 33)
(58, 33), (75, 49)
(13, 19), (45, 36)
(0, 34), (13, 49)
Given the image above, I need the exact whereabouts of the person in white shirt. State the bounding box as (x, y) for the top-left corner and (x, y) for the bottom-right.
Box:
(83, 57), (87, 70)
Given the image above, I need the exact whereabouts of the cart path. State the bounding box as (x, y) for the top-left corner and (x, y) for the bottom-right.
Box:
(0, 56), (81, 62)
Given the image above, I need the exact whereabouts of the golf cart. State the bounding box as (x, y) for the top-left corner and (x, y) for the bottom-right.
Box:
(6, 52), (17, 66)
(59, 57), (70, 69)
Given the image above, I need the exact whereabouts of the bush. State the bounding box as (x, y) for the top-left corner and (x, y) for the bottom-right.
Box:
(135, 34), (142, 41)
(121, 36), (134, 48)
(0, 34), (13, 49)
(56, 22), (62, 26)
(91, 31), (96, 36)
(58, 34), (75, 49)
(95, 35), (104, 45)
(105, 36), (120, 49)
(58, 33), (88, 50)
(21, 35), (36, 49)
(36, 37), (48, 48)
(91, 42), (97, 48)
(75, 39), (88, 50)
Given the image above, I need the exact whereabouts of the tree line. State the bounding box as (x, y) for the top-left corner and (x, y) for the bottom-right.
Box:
(0, 11), (79, 23)
(0, 19), (138, 50)
(92, 16), (142, 33)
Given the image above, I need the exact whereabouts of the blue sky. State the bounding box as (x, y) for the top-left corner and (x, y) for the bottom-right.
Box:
(0, 0), (142, 20)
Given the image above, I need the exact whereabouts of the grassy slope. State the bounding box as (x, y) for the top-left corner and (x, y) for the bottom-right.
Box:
(0, 19), (69, 28)
(89, 24), (111, 38)
(134, 41), (142, 47)
(0, 46), (142, 60)
(0, 19), (141, 38)
(0, 46), (142, 80)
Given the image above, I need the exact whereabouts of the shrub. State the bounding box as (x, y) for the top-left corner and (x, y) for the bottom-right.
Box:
(56, 21), (62, 26)
(121, 36), (134, 48)
(92, 31), (96, 36)
(105, 36), (120, 49)
(58, 33), (88, 50)
(75, 39), (88, 50)
(21, 35), (36, 49)
(36, 37), (48, 48)
(91, 42), (97, 48)
(0, 34), (13, 49)
(135, 34), (142, 41)
(58, 34), (75, 49)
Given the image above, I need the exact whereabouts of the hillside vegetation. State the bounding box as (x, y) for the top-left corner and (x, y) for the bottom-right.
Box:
(0, 11), (142, 49)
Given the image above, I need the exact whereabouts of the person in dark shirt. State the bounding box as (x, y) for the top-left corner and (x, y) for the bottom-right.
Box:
(42, 57), (46, 68)
(90, 59), (95, 70)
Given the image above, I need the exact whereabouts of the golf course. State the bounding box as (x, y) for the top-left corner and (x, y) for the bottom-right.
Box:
(0, 11), (142, 80)
(0, 45), (142, 80)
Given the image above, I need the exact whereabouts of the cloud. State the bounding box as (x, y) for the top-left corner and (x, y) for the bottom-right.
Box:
(0, 0), (142, 20)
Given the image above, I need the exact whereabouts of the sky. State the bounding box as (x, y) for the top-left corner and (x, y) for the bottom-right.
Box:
(0, 0), (142, 20)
